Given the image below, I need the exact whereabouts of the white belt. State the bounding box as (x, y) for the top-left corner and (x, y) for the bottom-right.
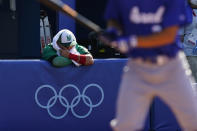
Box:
(132, 55), (171, 66)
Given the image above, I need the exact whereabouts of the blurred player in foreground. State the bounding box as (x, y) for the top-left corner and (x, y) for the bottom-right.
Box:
(42, 29), (94, 67)
(101, 0), (197, 130)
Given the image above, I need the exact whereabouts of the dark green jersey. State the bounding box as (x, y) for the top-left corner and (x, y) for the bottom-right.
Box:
(42, 44), (57, 61)
(42, 42), (91, 67)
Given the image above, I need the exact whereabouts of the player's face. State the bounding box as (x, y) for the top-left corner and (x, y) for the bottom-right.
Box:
(57, 42), (73, 50)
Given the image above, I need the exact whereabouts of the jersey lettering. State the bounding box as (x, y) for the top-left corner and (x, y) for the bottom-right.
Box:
(130, 6), (165, 24)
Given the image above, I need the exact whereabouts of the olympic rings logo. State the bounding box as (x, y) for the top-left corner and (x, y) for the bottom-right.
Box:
(35, 84), (104, 119)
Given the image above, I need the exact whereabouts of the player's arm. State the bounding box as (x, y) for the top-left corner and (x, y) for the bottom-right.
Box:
(80, 54), (94, 65)
(52, 56), (72, 67)
(137, 25), (179, 48)
(106, 19), (179, 48)
(42, 44), (72, 67)
(60, 46), (94, 66)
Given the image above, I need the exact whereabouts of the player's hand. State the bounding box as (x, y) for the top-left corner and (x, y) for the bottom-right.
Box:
(102, 36), (137, 54)
(97, 35), (130, 53)
(110, 37), (130, 54)
(60, 48), (70, 58)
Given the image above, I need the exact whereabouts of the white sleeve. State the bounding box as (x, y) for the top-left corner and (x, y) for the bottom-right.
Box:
(69, 46), (81, 67)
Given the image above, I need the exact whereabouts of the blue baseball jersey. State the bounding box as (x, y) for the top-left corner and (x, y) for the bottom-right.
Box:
(105, 0), (189, 58)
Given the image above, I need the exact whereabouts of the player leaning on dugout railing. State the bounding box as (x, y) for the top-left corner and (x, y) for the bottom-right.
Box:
(42, 29), (94, 67)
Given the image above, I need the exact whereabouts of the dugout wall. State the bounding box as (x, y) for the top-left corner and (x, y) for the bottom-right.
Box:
(0, 59), (184, 131)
